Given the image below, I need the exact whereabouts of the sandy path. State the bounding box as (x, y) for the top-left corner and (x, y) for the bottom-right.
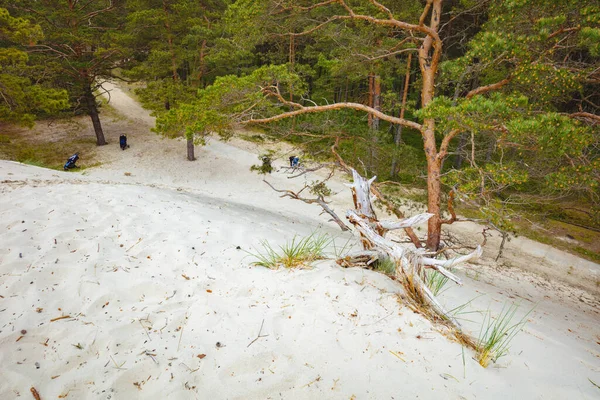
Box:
(1, 82), (599, 399)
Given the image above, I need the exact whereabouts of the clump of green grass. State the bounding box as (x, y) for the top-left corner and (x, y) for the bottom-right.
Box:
(476, 302), (533, 367)
(374, 257), (397, 275)
(250, 152), (275, 174)
(423, 269), (451, 296)
(248, 233), (332, 269)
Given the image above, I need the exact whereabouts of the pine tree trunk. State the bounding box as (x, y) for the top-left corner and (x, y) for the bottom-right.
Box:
(187, 136), (195, 161)
(419, 0), (443, 250)
(424, 122), (442, 250)
(368, 74), (374, 128)
(372, 75), (381, 131)
(197, 39), (207, 85)
(84, 85), (106, 146)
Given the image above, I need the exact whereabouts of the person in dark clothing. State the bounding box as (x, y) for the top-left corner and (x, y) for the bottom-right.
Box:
(289, 155), (300, 167)
(119, 135), (129, 150)
(63, 153), (79, 170)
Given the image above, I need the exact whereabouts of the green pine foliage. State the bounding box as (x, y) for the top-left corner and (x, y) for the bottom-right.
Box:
(0, 8), (68, 125)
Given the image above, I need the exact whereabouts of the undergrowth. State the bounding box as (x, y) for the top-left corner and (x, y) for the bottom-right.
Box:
(374, 258), (397, 275)
(248, 233), (332, 269)
(476, 302), (533, 367)
(423, 269), (451, 296)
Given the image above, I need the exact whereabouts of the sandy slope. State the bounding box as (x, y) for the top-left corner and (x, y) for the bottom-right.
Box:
(1, 83), (599, 399)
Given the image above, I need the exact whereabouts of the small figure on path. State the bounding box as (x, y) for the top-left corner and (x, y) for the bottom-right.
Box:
(63, 153), (80, 170)
(119, 135), (129, 150)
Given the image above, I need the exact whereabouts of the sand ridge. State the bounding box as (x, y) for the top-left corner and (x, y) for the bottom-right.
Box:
(0, 83), (599, 399)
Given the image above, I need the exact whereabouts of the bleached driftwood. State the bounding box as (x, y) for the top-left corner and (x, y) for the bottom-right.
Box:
(336, 250), (387, 268)
(341, 169), (483, 327)
(264, 159), (482, 327)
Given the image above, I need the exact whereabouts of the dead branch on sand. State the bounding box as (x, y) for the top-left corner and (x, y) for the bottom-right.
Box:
(264, 139), (484, 330)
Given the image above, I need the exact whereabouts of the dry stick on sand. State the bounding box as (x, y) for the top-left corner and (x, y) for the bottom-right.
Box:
(177, 326), (185, 351)
(110, 355), (126, 370)
(50, 315), (71, 322)
(139, 319), (152, 341)
(30, 387), (41, 400)
(247, 319), (269, 348)
(126, 238), (143, 252)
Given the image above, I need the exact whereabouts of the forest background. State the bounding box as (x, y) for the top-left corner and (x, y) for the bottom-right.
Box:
(1, 0), (599, 258)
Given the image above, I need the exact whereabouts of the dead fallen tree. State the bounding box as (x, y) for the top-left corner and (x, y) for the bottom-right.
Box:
(339, 168), (482, 328)
(266, 164), (483, 329)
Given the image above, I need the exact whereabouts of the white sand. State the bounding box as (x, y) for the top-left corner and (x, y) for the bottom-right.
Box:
(1, 83), (599, 399)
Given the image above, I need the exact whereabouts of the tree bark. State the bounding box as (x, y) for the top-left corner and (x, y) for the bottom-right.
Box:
(368, 73), (374, 128)
(372, 75), (381, 131)
(196, 39), (207, 85)
(418, 0), (443, 250)
(84, 84), (106, 146)
(187, 136), (195, 161)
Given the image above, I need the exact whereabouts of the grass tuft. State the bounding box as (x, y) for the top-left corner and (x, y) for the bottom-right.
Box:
(476, 302), (533, 367)
(374, 257), (397, 275)
(423, 269), (451, 296)
(248, 233), (332, 269)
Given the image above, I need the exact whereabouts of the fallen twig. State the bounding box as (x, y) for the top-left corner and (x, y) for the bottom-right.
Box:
(144, 351), (158, 364)
(50, 315), (71, 322)
(166, 290), (177, 300)
(247, 319), (269, 348)
(126, 238), (143, 252)
(177, 325), (184, 352)
(30, 387), (41, 400)
(389, 350), (406, 362)
(139, 319), (151, 341)
(110, 355), (126, 370)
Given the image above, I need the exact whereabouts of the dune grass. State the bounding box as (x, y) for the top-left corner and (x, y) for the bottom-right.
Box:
(374, 257), (397, 275)
(248, 233), (332, 269)
(476, 302), (533, 367)
(423, 269), (451, 296)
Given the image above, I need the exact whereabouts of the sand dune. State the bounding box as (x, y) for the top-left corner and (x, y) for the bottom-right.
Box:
(1, 83), (599, 399)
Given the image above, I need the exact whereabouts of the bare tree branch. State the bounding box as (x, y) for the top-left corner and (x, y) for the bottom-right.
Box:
(465, 77), (512, 99)
(570, 111), (600, 125)
(263, 179), (350, 232)
(245, 100), (423, 132)
(419, 0), (433, 26)
(368, 0), (394, 20)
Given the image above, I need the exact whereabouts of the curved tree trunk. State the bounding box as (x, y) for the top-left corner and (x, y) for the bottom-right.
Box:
(84, 84), (106, 146)
(418, 0), (443, 250)
(187, 136), (195, 161)
(425, 142), (442, 250)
